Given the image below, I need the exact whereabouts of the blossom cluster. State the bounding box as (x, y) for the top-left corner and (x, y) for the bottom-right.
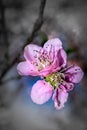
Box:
(17, 38), (84, 110)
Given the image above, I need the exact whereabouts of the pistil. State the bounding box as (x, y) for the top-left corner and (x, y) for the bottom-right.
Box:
(44, 72), (64, 89)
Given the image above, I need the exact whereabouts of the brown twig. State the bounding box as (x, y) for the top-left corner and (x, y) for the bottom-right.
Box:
(0, 0), (47, 84)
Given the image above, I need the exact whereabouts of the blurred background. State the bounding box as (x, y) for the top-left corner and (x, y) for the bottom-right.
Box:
(0, 0), (87, 130)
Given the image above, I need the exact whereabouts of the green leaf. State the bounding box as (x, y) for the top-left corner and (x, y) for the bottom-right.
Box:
(39, 32), (48, 46)
(66, 48), (76, 55)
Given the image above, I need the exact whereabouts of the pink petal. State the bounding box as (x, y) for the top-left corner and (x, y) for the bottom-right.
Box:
(52, 85), (68, 110)
(24, 44), (42, 61)
(38, 61), (61, 77)
(43, 38), (62, 55)
(31, 80), (53, 104)
(63, 82), (74, 91)
(17, 61), (38, 76)
(65, 65), (84, 83)
(57, 49), (67, 68)
(38, 60), (60, 77)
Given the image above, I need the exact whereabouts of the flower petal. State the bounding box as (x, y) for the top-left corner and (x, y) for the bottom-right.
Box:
(44, 38), (62, 55)
(57, 49), (67, 68)
(65, 65), (84, 83)
(31, 80), (53, 104)
(52, 85), (68, 110)
(24, 44), (42, 61)
(63, 82), (74, 91)
(17, 61), (38, 76)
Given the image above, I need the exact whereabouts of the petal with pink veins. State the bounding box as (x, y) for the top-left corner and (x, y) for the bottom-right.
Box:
(44, 38), (62, 55)
(31, 80), (53, 104)
(17, 61), (38, 76)
(24, 44), (42, 61)
(65, 66), (84, 83)
(52, 85), (68, 110)
(63, 82), (74, 91)
(57, 49), (67, 68)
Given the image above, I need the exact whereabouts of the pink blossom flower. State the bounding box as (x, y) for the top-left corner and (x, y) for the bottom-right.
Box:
(30, 65), (83, 110)
(17, 38), (67, 77)
(17, 38), (84, 110)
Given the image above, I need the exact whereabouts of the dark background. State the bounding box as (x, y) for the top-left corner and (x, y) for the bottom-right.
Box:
(0, 0), (87, 130)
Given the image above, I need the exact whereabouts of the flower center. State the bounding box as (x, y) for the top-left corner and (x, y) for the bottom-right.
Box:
(44, 72), (64, 89)
(34, 49), (53, 71)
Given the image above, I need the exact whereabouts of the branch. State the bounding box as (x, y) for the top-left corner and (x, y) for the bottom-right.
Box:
(0, 0), (9, 59)
(0, 0), (47, 83)
(26, 0), (46, 44)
